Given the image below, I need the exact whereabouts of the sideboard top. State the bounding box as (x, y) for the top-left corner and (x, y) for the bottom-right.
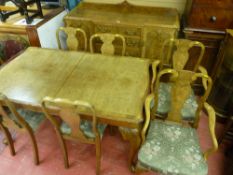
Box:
(64, 2), (180, 28)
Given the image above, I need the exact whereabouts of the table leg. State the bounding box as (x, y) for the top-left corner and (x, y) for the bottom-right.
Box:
(119, 127), (141, 172)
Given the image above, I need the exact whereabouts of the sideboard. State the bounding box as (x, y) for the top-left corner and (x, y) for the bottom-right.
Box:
(64, 1), (180, 59)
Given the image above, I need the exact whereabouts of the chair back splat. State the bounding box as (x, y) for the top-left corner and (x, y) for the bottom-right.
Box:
(56, 27), (87, 51)
(90, 33), (126, 56)
(42, 97), (105, 175)
(160, 38), (205, 71)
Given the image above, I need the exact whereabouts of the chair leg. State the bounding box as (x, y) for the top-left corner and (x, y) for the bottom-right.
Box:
(55, 130), (69, 168)
(95, 138), (101, 175)
(0, 123), (15, 156)
(26, 126), (39, 165)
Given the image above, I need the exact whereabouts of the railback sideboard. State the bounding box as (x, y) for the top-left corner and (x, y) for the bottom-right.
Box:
(64, 1), (180, 59)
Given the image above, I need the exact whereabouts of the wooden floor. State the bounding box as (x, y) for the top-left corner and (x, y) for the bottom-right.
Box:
(0, 113), (227, 175)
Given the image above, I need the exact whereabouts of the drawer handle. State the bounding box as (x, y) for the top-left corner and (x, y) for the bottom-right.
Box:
(210, 16), (217, 22)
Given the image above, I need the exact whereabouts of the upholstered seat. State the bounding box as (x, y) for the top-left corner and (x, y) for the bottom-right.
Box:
(138, 120), (207, 175)
(155, 83), (198, 120)
(60, 121), (106, 139)
(8, 109), (45, 131)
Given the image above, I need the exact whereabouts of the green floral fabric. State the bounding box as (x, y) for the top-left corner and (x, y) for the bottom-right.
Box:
(153, 83), (198, 120)
(60, 120), (107, 139)
(9, 109), (45, 131)
(138, 120), (207, 175)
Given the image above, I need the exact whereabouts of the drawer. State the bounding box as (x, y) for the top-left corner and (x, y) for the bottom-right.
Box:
(184, 31), (224, 48)
(95, 25), (117, 33)
(93, 42), (141, 57)
(118, 27), (141, 37)
(125, 37), (141, 47)
(193, 0), (233, 8)
(188, 7), (233, 30)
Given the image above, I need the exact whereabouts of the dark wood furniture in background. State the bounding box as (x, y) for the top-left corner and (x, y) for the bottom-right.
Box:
(0, 7), (63, 48)
(208, 30), (233, 121)
(183, 0), (233, 81)
(64, 1), (180, 59)
(0, 0), (43, 24)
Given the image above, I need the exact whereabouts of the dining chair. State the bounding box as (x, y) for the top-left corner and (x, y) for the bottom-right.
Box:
(56, 27), (87, 51)
(90, 33), (126, 55)
(0, 34), (28, 63)
(151, 39), (207, 122)
(136, 69), (218, 175)
(41, 97), (106, 175)
(0, 93), (45, 165)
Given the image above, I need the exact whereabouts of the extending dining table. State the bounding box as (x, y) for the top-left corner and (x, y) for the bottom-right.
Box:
(0, 47), (150, 169)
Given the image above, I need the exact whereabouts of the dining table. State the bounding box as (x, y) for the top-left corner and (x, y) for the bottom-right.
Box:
(0, 47), (150, 170)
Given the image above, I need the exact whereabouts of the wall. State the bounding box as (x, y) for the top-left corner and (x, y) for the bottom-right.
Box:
(84, 0), (187, 15)
(37, 10), (68, 48)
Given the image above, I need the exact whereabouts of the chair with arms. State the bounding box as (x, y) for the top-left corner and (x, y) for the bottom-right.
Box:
(0, 93), (45, 165)
(41, 97), (106, 175)
(90, 33), (126, 56)
(0, 34), (28, 63)
(151, 39), (207, 121)
(136, 69), (218, 175)
(56, 27), (87, 51)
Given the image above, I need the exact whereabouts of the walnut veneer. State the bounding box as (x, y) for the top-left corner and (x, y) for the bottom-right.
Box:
(64, 1), (180, 59)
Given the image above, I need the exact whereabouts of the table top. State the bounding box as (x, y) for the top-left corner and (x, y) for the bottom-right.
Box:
(0, 47), (150, 127)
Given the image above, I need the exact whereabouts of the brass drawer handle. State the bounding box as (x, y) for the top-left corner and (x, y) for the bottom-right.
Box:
(210, 16), (217, 22)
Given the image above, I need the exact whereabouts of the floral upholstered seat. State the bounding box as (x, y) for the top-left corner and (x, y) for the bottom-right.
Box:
(138, 120), (207, 175)
(155, 83), (198, 121)
(60, 120), (106, 139)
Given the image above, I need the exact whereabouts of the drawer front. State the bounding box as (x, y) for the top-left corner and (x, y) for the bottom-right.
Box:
(188, 7), (233, 30)
(118, 27), (141, 37)
(193, 0), (233, 8)
(94, 43), (141, 57)
(95, 24), (117, 33)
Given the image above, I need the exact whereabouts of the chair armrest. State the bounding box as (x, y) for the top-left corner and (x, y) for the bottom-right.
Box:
(198, 66), (208, 90)
(151, 60), (160, 92)
(203, 102), (218, 160)
(141, 93), (154, 144)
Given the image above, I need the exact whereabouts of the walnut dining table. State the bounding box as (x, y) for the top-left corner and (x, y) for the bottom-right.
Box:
(0, 47), (150, 170)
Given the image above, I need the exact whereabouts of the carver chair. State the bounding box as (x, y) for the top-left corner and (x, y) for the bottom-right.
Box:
(0, 34), (28, 63)
(41, 97), (106, 175)
(56, 27), (87, 51)
(136, 69), (218, 175)
(151, 39), (207, 121)
(0, 93), (45, 165)
(90, 33), (126, 55)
